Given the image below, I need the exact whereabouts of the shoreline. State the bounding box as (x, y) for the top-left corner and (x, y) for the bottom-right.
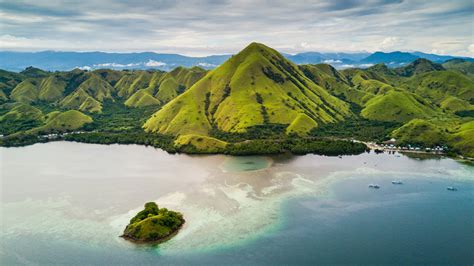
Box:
(1, 136), (471, 162)
(0, 135), (369, 157)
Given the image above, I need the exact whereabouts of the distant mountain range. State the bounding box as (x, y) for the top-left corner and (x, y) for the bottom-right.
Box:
(1, 50), (472, 72)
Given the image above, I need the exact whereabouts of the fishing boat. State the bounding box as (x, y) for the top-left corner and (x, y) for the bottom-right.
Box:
(392, 180), (403, 185)
(368, 184), (380, 189)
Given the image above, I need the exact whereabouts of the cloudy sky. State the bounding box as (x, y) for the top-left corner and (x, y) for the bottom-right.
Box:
(1, 0), (473, 56)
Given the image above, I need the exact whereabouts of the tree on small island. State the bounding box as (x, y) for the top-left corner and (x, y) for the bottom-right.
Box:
(121, 202), (185, 244)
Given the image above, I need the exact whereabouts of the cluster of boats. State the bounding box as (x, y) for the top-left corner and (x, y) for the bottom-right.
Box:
(368, 180), (403, 189)
(368, 181), (458, 191)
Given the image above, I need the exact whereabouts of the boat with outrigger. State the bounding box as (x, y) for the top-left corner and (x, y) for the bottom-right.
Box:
(368, 184), (380, 189)
(391, 180), (403, 185)
(446, 186), (458, 191)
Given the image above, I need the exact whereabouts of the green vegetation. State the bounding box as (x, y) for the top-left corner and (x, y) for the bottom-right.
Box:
(311, 117), (402, 142)
(0, 103), (44, 135)
(122, 67), (207, 108)
(27, 110), (93, 134)
(449, 121), (474, 157)
(10, 80), (39, 103)
(174, 134), (228, 153)
(391, 119), (448, 147)
(122, 202), (184, 244)
(394, 58), (445, 77)
(361, 90), (440, 122)
(38, 75), (66, 101)
(124, 89), (160, 107)
(0, 42), (472, 158)
(143, 42), (351, 136)
(64, 132), (176, 151)
(442, 59), (474, 78)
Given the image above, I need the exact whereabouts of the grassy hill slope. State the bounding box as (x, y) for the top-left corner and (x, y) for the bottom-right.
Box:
(10, 80), (39, 103)
(38, 75), (67, 101)
(300, 64), (372, 106)
(28, 110), (93, 134)
(450, 121), (474, 157)
(0, 44), (472, 158)
(361, 90), (441, 122)
(124, 67), (206, 108)
(144, 42), (351, 136)
(403, 70), (474, 104)
(442, 59), (474, 78)
(392, 119), (447, 146)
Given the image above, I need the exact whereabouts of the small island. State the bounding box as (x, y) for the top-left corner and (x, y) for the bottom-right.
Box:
(121, 202), (185, 244)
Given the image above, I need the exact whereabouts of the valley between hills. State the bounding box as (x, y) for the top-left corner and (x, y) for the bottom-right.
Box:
(1, 43), (473, 157)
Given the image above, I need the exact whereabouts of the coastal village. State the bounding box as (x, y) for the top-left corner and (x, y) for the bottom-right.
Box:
(364, 138), (446, 155)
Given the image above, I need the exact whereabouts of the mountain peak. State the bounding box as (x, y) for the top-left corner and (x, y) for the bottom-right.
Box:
(245, 42), (270, 50)
(410, 58), (443, 67)
(395, 58), (445, 76)
(20, 66), (50, 78)
(368, 63), (389, 72)
(143, 42), (351, 136)
(235, 42), (280, 60)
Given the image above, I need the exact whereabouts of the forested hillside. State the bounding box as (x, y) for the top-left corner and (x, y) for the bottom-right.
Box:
(1, 43), (473, 157)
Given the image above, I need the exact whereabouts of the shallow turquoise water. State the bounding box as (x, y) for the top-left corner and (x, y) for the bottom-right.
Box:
(1, 142), (473, 265)
(220, 156), (271, 172)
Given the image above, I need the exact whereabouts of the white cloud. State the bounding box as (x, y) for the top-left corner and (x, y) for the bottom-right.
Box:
(197, 62), (216, 67)
(379, 37), (405, 50)
(0, 34), (63, 50)
(340, 63), (374, 69)
(323, 59), (342, 64)
(75, 65), (91, 70)
(94, 62), (140, 68)
(468, 44), (474, 54)
(144, 60), (166, 67)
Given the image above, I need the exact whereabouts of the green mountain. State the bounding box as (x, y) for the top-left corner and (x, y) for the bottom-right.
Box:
(0, 69), (24, 99)
(394, 58), (445, 77)
(124, 66), (207, 108)
(404, 70), (473, 103)
(10, 80), (39, 103)
(143, 42), (351, 136)
(0, 102), (44, 122)
(442, 59), (474, 78)
(360, 90), (441, 122)
(392, 119), (447, 146)
(115, 71), (153, 98)
(20, 67), (49, 78)
(450, 121), (474, 157)
(38, 75), (67, 101)
(0, 42), (473, 158)
(299, 64), (372, 106)
(28, 110), (93, 134)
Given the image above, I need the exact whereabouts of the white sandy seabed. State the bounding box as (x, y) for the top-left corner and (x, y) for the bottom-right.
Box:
(108, 156), (474, 254)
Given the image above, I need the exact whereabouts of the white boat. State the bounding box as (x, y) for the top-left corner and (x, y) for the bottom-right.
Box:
(447, 186), (458, 191)
(368, 184), (380, 189)
(392, 180), (403, 185)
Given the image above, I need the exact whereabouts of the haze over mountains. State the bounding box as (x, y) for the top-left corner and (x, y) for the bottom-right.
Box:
(1, 49), (472, 72)
(1, 42), (473, 157)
